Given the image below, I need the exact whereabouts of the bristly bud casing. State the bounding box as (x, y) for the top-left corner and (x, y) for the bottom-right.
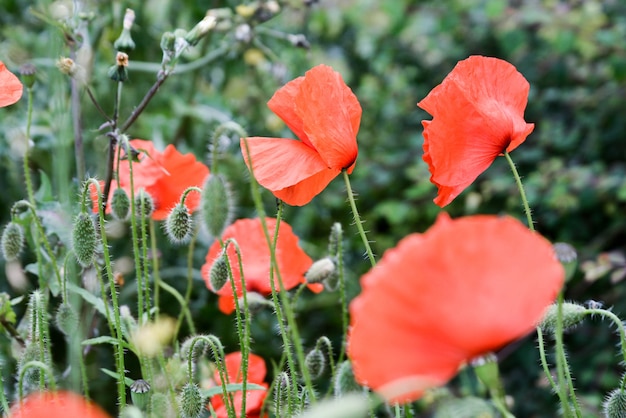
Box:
(305, 348), (326, 380)
(179, 382), (204, 418)
(1, 222), (24, 261)
(111, 188), (131, 220)
(55, 302), (79, 336)
(208, 251), (229, 292)
(305, 257), (336, 286)
(201, 174), (234, 237)
(604, 388), (626, 418)
(72, 212), (99, 268)
(328, 222), (343, 258)
(539, 302), (588, 335)
(165, 203), (193, 244)
(134, 189), (155, 219)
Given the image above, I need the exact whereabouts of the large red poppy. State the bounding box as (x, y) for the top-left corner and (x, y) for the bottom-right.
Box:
(11, 391), (111, 418)
(0, 61), (23, 107)
(208, 351), (268, 418)
(202, 217), (322, 314)
(417, 56), (535, 207)
(241, 64), (361, 206)
(347, 214), (564, 403)
(94, 139), (210, 221)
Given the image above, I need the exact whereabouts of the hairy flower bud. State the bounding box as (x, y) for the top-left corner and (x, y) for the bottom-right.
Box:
(201, 174), (234, 237)
(72, 212), (99, 268)
(305, 257), (336, 285)
(328, 222), (343, 258)
(604, 388), (626, 418)
(111, 188), (131, 220)
(165, 203), (193, 244)
(55, 302), (79, 336)
(539, 302), (588, 334)
(179, 383), (204, 418)
(209, 251), (229, 292)
(334, 361), (362, 397)
(134, 189), (154, 219)
(1, 222), (24, 261)
(305, 348), (326, 380)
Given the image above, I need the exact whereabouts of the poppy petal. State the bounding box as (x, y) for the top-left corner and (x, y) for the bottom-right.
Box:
(348, 214), (564, 403)
(295, 65), (360, 170)
(241, 137), (340, 206)
(267, 76), (313, 148)
(11, 391), (111, 418)
(0, 61), (23, 107)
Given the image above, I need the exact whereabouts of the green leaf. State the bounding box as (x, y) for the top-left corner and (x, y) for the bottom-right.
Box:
(66, 282), (111, 317)
(82, 336), (121, 346)
(100, 368), (135, 387)
(200, 383), (267, 397)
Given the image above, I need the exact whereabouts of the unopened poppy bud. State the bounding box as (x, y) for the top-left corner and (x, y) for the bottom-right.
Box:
(134, 189), (155, 219)
(305, 348), (326, 380)
(180, 335), (208, 361)
(328, 222), (343, 258)
(72, 212), (99, 268)
(238, 291), (273, 314)
(604, 388), (626, 418)
(55, 302), (78, 336)
(114, 9), (136, 52)
(108, 52), (129, 82)
(165, 203), (193, 244)
(111, 188), (131, 220)
(273, 372), (291, 417)
(553, 242), (577, 282)
(1, 222), (24, 261)
(539, 302), (588, 334)
(287, 33), (310, 49)
(19, 63), (37, 89)
(179, 382), (204, 418)
(209, 251), (230, 291)
(184, 15), (217, 46)
(130, 379), (151, 410)
(201, 174), (234, 237)
(305, 257), (336, 284)
(334, 361), (362, 396)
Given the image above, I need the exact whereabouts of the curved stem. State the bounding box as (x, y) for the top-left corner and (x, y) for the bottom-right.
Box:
(342, 170), (376, 267)
(503, 152), (534, 232)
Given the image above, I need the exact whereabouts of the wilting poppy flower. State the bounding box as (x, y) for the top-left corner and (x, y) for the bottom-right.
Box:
(0, 61), (23, 107)
(417, 56), (535, 207)
(348, 214), (564, 403)
(11, 391), (111, 418)
(241, 64), (361, 206)
(202, 217), (322, 314)
(208, 351), (268, 418)
(93, 139), (210, 221)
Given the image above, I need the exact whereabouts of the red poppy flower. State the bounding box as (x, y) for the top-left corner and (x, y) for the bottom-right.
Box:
(93, 139), (210, 221)
(417, 56), (535, 207)
(202, 217), (322, 314)
(241, 64), (361, 206)
(208, 351), (268, 418)
(11, 391), (111, 418)
(347, 214), (564, 403)
(0, 61), (23, 107)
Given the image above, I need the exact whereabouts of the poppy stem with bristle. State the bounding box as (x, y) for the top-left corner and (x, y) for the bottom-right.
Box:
(342, 170), (376, 267)
(504, 152), (534, 232)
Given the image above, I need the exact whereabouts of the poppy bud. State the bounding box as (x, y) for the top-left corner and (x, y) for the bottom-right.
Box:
(553, 242), (577, 282)
(1, 222), (24, 261)
(201, 174), (234, 237)
(130, 379), (151, 410)
(134, 189), (155, 219)
(604, 388), (626, 418)
(179, 383), (204, 418)
(111, 188), (131, 220)
(539, 302), (588, 334)
(165, 203), (193, 244)
(72, 212), (99, 268)
(55, 302), (78, 336)
(180, 334), (208, 362)
(19, 63), (37, 89)
(328, 222), (343, 258)
(273, 372), (291, 417)
(209, 251), (230, 292)
(333, 361), (362, 397)
(238, 291), (273, 314)
(305, 348), (326, 380)
(114, 9), (136, 52)
(305, 257), (336, 285)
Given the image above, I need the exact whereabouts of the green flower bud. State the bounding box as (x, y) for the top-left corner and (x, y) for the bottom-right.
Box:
(179, 382), (204, 418)
(151, 393), (172, 418)
(114, 9), (136, 52)
(55, 302), (79, 336)
(165, 203), (193, 244)
(604, 389), (626, 418)
(134, 189), (155, 219)
(201, 174), (234, 237)
(273, 372), (291, 417)
(1, 222), (24, 261)
(19, 63), (37, 89)
(184, 15), (217, 46)
(160, 31), (176, 54)
(72, 212), (99, 268)
(208, 251), (229, 292)
(111, 188), (131, 220)
(130, 379), (151, 410)
(305, 348), (326, 380)
(539, 302), (588, 334)
(333, 361), (362, 397)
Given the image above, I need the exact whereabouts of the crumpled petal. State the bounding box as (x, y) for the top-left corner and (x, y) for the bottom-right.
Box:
(0, 61), (23, 108)
(348, 214), (564, 403)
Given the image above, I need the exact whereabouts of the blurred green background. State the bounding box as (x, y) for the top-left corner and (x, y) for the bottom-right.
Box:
(2, 0), (626, 416)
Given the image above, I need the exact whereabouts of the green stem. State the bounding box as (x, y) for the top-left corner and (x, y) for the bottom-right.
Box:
(174, 227), (198, 339)
(553, 293), (575, 418)
(342, 170), (376, 267)
(503, 152), (534, 232)
(536, 326), (559, 395)
(336, 232), (349, 365)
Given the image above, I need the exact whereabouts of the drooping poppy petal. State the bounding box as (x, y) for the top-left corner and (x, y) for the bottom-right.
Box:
(11, 391), (111, 418)
(208, 352), (269, 418)
(241, 64), (361, 206)
(417, 56), (535, 207)
(348, 214), (564, 403)
(94, 139), (210, 221)
(0, 61), (23, 107)
(202, 217), (321, 315)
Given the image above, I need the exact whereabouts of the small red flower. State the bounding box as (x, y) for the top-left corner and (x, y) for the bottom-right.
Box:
(347, 214), (564, 403)
(209, 351), (268, 418)
(202, 217), (322, 314)
(94, 139), (210, 221)
(0, 61), (23, 107)
(241, 64), (361, 206)
(11, 391), (111, 418)
(417, 56), (535, 207)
